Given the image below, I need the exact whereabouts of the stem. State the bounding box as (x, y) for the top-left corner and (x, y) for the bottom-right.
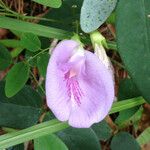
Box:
(30, 70), (45, 95)
(75, 20), (79, 34)
(0, 1), (24, 18)
(0, 12), (18, 17)
(20, 15), (65, 23)
(0, 0), (6, 8)
(111, 58), (125, 69)
(0, 1), (66, 24)
(0, 9), (5, 11)
(27, 48), (49, 62)
(107, 41), (117, 51)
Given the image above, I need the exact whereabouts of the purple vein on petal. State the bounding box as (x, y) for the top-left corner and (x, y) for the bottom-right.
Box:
(64, 69), (84, 107)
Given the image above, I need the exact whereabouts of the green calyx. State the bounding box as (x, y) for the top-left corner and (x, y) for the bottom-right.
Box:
(90, 30), (108, 49)
(71, 33), (84, 47)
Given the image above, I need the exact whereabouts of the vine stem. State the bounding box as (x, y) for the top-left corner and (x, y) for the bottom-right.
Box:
(0, 1), (66, 23)
(27, 48), (49, 62)
(30, 70), (45, 95)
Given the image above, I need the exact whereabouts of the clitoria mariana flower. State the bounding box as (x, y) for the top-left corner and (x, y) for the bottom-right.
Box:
(46, 40), (114, 128)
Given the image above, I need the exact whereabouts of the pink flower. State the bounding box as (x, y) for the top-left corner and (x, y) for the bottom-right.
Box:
(46, 40), (114, 128)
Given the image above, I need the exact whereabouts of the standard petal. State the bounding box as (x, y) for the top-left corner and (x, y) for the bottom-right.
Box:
(52, 40), (79, 64)
(46, 40), (79, 121)
(68, 51), (114, 128)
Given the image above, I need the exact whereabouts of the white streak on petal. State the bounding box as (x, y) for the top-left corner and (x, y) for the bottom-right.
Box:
(94, 44), (114, 80)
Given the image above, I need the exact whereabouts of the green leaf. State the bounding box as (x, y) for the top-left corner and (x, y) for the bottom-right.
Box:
(115, 79), (141, 126)
(0, 44), (12, 70)
(11, 47), (24, 58)
(39, 0), (83, 32)
(34, 134), (68, 150)
(10, 30), (22, 38)
(1, 102), (41, 121)
(7, 144), (24, 150)
(116, 0), (150, 101)
(92, 120), (112, 141)
(32, 0), (62, 8)
(38, 0), (83, 49)
(118, 79), (141, 100)
(0, 101), (41, 129)
(0, 81), (42, 129)
(0, 97), (145, 149)
(0, 81), (43, 108)
(0, 40), (21, 48)
(37, 53), (50, 77)
(80, 0), (117, 33)
(106, 12), (116, 24)
(44, 114), (101, 150)
(57, 127), (101, 150)
(0, 16), (72, 40)
(5, 62), (30, 97)
(111, 132), (140, 150)
(115, 108), (139, 127)
(137, 127), (150, 146)
(21, 33), (41, 52)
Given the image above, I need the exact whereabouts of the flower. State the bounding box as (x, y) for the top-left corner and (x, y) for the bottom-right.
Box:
(46, 40), (114, 128)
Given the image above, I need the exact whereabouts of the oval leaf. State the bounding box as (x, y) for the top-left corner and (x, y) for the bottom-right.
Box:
(37, 53), (50, 77)
(92, 121), (112, 141)
(80, 0), (117, 33)
(21, 33), (41, 52)
(111, 132), (140, 150)
(5, 62), (30, 97)
(34, 134), (68, 150)
(0, 81), (41, 129)
(39, 0), (83, 32)
(0, 44), (12, 70)
(116, 0), (150, 101)
(8, 144), (24, 150)
(32, 0), (62, 8)
(57, 127), (101, 150)
(1, 82), (43, 108)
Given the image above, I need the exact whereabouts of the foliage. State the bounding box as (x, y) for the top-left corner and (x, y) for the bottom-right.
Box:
(0, 0), (149, 149)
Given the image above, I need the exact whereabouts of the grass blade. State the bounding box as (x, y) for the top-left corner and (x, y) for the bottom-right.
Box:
(0, 120), (69, 149)
(0, 16), (72, 40)
(109, 97), (145, 114)
(137, 127), (150, 146)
